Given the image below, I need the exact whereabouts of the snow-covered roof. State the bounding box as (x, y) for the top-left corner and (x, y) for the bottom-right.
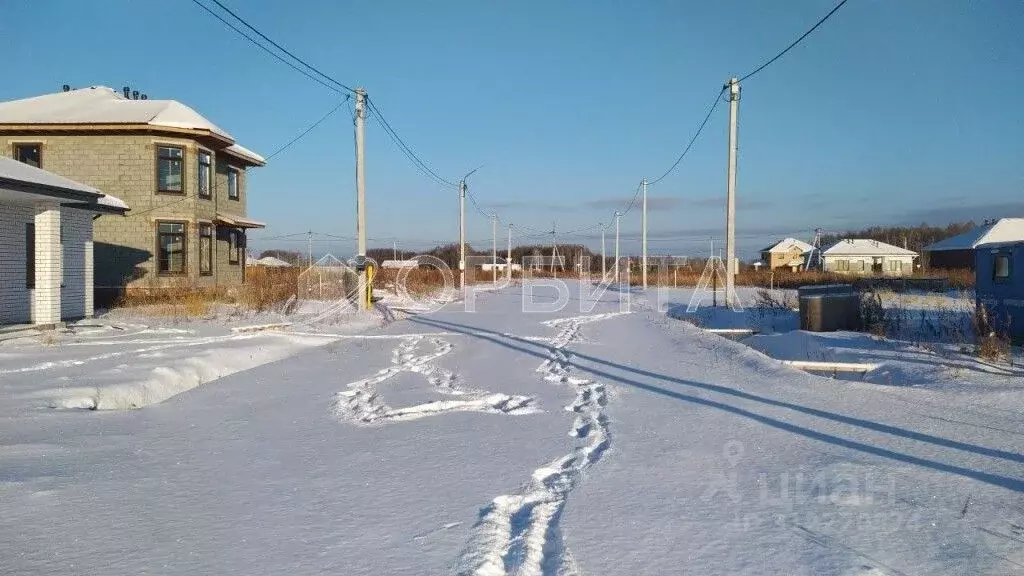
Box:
(923, 218), (1024, 252)
(97, 193), (129, 211)
(0, 155), (100, 196)
(0, 86), (264, 165)
(761, 237), (814, 254)
(0, 156), (128, 213)
(251, 256), (292, 267)
(822, 239), (917, 257)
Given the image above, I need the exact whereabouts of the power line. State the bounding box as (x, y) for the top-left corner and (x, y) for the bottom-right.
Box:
(647, 88), (725, 186)
(366, 96), (458, 189)
(265, 97), (350, 160)
(614, 181), (644, 219)
(466, 189), (496, 220)
(189, 0), (348, 95)
(739, 0), (851, 82)
(206, 0), (357, 94)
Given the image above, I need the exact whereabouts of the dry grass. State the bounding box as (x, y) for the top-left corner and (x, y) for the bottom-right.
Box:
(113, 267), (301, 318)
(973, 303), (1012, 361)
(374, 267), (453, 297)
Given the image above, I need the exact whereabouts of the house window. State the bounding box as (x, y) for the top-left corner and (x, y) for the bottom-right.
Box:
(836, 260), (849, 272)
(157, 222), (187, 274)
(856, 260), (866, 272)
(227, 168), (239, 200)
(197, 151), (212, 198)
(994, 254), (1011, 280)
(156, 145), (184, 193)
(13, 143), (41, 168)
(228, 229), (241, 264)
(199, 223), (213, 275)
(889, 260), (902, 273)
(25, 223), (35, 288)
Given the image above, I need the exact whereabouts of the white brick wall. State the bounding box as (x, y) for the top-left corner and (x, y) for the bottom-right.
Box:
(0, 201), (96, 325)
(61, 208), (93, 319)
(32, 203), (62, 325)
(0, 203), (34, 324)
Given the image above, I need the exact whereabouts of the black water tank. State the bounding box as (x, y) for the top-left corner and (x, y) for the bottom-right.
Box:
(798, 284), (861, 332)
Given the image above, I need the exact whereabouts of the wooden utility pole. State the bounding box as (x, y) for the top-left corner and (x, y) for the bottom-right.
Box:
(355, 88), (368, 310)
(507, 223), (512, 283)
(491, 214), (497, 284)
(724, 78), (740, 307)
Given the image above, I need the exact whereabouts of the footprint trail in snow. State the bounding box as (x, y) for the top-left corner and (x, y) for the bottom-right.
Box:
(455, 312), (627, 576)
(334, 335), (537, 425)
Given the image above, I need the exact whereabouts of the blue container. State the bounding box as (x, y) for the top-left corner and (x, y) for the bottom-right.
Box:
(975, 242), (1024, 342)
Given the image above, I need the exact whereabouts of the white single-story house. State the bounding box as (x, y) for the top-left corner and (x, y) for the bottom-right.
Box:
(923, 218), (1024, 270)
(481, 262), (522, 272)
(381, 259), (420, 269)
(248, 255), (293, 268)
(0, 156), (128, 326)
(821, 239), (917, 276)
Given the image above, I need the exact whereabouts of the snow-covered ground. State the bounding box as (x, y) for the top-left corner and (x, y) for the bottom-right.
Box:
(2, 281), (1023, 575)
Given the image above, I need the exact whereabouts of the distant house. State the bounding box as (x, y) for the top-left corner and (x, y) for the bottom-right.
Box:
(759, 237), (813, 271)
(481, 262), (522, 272)
(249, 256), (293, 268)
(975, 241), (1024, 343)
(0, 156), (128, 325)
(0, 85), (265, 300)
(923, 218), (1024, 270)
(821, 239), (917, 276)
(381, 259), (420, 269)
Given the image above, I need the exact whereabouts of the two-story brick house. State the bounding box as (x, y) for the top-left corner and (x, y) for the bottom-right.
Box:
(0, 85), (265, 299)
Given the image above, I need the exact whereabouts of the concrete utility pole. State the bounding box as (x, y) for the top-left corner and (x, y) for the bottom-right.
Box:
(601, 224), (606, 280)
(459, 180), (466, 290)
(458, 167), (479, 292)
(507, 223), (512, 283)
(724, 77), (740, 307)
(491, 214), (497, 284)
(393, 239), (397, 261)
(614, 211), (621, 283)
(550, 221), (558, 277)
(307, 230), (313, 268)
(641, 178), (648, 289)
(355, 88), (368, 310)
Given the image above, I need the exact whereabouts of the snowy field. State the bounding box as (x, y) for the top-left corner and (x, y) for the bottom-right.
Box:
(2, 281), (1023, 575)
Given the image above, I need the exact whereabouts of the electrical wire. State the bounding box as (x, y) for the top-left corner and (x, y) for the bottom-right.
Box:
(122, 196), (191, 218)
(646, 87), (725, 186)
(265, 97), (350, 160)
(206, 0), (357, 94)
(609, 181), (644, 221)
(466, 189), (497, 220)
(189, 0), (348, 95)
(366, 96), (458, 190)
(739, 0), (850, 82)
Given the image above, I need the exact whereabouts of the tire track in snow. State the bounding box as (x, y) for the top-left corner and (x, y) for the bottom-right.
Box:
(455, 312), (626, 576)
(334, 335), (537, 425)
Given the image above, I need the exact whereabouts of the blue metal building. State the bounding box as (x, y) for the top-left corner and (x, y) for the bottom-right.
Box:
(975, 241), (1024, 342)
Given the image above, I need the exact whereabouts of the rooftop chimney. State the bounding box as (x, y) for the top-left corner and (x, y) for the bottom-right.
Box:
(132, 90), (139, 100)
(141, 94), (148, 100)
(122, 86), (130, 98)
(62, 84), (71, 92)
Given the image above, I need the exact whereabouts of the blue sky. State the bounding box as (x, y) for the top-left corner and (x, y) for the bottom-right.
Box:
(2, 0), (1022, 258)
